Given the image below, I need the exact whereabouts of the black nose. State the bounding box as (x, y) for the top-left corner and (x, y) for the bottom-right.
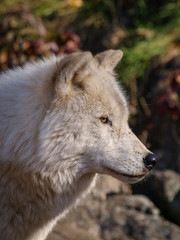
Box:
(143, 153), (157, 171)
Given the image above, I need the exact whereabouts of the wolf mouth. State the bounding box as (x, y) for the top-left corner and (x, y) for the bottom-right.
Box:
(103, 166), (146, 180)
(121, 172), (145, 178)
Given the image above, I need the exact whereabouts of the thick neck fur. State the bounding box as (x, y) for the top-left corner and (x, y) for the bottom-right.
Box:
(0, 160), (96, 240)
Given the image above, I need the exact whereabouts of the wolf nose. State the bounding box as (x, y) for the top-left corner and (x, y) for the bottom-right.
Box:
(143, 153), (157, 171)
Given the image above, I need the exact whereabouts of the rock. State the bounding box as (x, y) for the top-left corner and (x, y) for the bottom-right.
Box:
(48, 224), (101, 240)
(47, 175), (180, 240)
(92, 174), (132, 200)
(132, 169), (180, 225)
(100, 194), (180, 240)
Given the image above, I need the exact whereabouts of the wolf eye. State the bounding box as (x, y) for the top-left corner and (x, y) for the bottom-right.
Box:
(100, 117), (112, 126)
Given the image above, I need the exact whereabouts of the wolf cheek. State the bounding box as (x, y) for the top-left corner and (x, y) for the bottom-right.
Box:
(87, 126), (156, 184)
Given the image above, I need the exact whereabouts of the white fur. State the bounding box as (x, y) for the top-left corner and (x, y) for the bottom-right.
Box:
(0, 50), (151, 240)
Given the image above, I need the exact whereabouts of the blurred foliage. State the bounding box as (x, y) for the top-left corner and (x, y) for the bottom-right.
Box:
(0, 0), (82, 69)
(119, 1), (180, 86)
(0, 0), (180, 81)
(0, 0), (82, 18)
(75, 0), (180, 86)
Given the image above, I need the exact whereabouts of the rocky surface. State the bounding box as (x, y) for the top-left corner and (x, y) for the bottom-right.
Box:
(47, 175), (180, 240)
(133, 170), (180, 226)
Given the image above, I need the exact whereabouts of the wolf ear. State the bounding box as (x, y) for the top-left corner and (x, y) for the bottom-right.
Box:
(54, 52), (93, 97)
(95, 49), (123, 70)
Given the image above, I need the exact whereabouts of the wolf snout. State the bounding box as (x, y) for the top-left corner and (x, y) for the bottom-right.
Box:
(143, 153), (157, 171)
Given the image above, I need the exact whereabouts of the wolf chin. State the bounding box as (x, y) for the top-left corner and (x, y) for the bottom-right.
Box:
(0, 50), (157, 240)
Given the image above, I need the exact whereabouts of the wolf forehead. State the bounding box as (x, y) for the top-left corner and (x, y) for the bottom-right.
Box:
(54, 50), (128, 117)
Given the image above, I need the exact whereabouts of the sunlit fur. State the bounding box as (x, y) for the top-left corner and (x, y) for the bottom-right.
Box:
(0, 50), (151, 240)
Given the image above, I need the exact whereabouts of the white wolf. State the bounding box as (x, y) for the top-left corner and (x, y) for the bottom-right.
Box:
(0, 50), (156, 240)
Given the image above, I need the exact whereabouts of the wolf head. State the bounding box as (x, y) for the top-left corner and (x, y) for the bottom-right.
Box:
(39, 50), (157, 184)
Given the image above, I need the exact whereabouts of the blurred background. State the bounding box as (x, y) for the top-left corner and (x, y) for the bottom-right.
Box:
(0, 0), (180, 239)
